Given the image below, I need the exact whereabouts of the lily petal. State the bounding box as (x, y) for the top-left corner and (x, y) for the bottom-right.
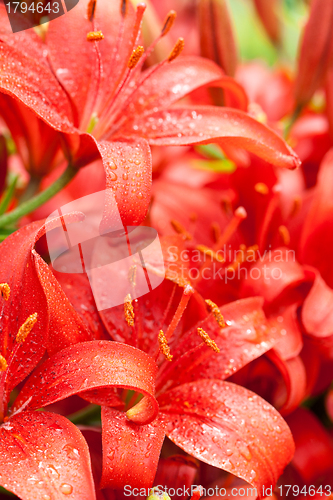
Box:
(12, 341), (158, 425)
(101, 408), (165, 489)
(122, 105), (301, 169)
(0, 411), (96, 500)
(156, 297), (280, 392)
(302, 270), (333, 338)
(159, 379), (294, 493)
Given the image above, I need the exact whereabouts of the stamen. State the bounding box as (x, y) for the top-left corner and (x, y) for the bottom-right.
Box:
(205, 299), (226, 328)
(128, 265), (137, 286)
(196, 245), (225, 263)
(226, 243), (246, 271)
(170, 220), (192, 240)
(197, 328), (220, 353)
(215, 206), (247, 250)
(164, 285), (194, 342)
(0, 283), (10, 301)
(290, 196), (302, 217)
(279, 225), (290, 245)
(0, 354), (7, 372)
(161, 10), (177, 37)
(158, 330), (173, 361)
(124, 294), (135, 327)
(245, 244), (258, 261)
(254, 182), (269, 195)
(168, 38), (185, 62)
(87, 0), (96, 21)
(128, 46), (145, 69)
(211, 222), (221, 243)
(87, 31), (104, 42)
(16, 313), (38, 343)
(121, 0), (127, 17)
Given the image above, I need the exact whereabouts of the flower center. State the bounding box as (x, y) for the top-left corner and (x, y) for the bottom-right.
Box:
(82, 0), (184, 139)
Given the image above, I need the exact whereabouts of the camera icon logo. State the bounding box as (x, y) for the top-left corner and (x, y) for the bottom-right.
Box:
(45, 189), (165, 311)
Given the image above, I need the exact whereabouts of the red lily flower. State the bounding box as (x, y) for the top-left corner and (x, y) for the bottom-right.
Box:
(54, 257), (295, 494)
(0, 0), (300, 226)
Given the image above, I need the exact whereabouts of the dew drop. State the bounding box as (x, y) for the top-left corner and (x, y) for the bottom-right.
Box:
(60, 483), (73, 495)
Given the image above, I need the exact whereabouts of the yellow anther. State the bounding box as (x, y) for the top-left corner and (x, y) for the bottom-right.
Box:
(128, 46), (144, 69)
(197, 328), (220, 353)
(227, 243), (246, 271)
(0, 283), (10, 301)
(128, 265), (137, 287)
(87, 0), (96, 21)
(254, 182), (269, 195)
(124, 294), (135, 327)
(170, 219), (192, 240)
(211, 222), (221, 243)
(245, 244), (258, 261)
(205, 299), (226, 328)
(16, 313), (38, 343)
(279, 225), (290, 246)
(161, 10), (177, 37)
(87, 31), (104, 42)
(0, 354), (7, 372)
(196, 245), (225, 263)
(168, 38), (185, 62)
(290, 196), (302, 217)
(158, 330), (173, 361)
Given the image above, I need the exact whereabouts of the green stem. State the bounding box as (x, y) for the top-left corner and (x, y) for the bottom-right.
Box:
(67, 404), (101, 425)
(0, 175), (18, 216)
(0, 164), (77, 228)
(19, 176), (41, 205)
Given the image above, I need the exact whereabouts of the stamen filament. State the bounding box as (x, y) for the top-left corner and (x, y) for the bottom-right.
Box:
(197, 328), (220, 353)
(164, 285), (194, 342)
(215, 206), (247, 250)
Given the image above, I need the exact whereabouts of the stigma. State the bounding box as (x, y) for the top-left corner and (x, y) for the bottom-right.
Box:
(16, 313), (38, 343)
(0, 283), (10, 301)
